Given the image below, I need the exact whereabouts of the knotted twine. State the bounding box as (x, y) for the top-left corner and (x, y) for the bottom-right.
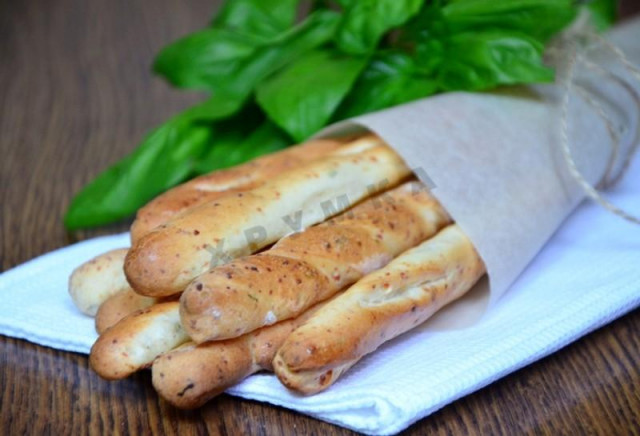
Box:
(553, 26), (640, 225)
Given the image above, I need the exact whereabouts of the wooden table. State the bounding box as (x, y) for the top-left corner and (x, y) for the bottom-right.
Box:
(2, 1), (639, 434)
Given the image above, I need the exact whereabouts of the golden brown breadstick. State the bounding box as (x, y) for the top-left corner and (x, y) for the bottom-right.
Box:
(180, 181), (450, 343)
(94, 289), (159, 334)
(69, 248), (130, 316)
(76, 141), (343, 318)
(152, 299), (326, 408)
(90, 302), (189, 380)
(125, 136), (411, 297)
(130, 138), (346, 243)
(273, 224), (485, 394)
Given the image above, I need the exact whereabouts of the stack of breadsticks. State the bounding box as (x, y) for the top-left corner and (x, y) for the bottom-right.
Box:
(69, 134), (486, 408)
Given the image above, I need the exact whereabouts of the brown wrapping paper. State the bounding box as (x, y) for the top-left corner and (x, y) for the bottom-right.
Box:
(318, 17), (640, 326)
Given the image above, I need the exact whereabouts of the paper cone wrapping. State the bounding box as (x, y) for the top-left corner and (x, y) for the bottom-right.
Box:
(318, 18), (640, 323)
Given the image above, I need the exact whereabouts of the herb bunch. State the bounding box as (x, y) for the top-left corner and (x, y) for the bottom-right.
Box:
(64, 0), (616, 229)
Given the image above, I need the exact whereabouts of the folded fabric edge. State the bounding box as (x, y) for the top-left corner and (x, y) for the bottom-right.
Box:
(0, 320), (93, 355)
(226, 287), (640, 435)
(0, 233), (129, 353)
(227, 377), (406, 435)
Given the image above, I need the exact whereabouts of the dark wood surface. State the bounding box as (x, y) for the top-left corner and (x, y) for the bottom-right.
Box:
(1, 1), (639, 435)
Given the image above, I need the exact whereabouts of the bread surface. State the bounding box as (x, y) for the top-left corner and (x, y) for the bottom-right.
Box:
(180, 181), (451, 343)
(273, 224), (486, 394)
(125, 136), (411, 297)
(95, 289), (159, 334)
(152, 299), (324, 408)
(130, 138), (345, 242)
(90, 301), (188, 380)
(69, 248), (131, 316)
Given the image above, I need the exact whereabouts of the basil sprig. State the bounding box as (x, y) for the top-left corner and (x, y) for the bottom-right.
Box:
(64, 0), (616, 230)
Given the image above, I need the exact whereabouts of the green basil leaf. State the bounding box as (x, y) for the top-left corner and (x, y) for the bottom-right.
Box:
(256, 49), (369, 141)
(180, 93), (248, 121)
(441, 0), (577, 43)
(64, 95), (243, 229)
(154, 10), (341, 96)
(197, 120), (291, 174)
(213, 0), (301, 40)
(335, 51), (437, 119)
(336, 0), (424, 54)
(64, 119), (212, 229)
(224, 10), (341, 98)
(153, 29), (263, 91)
(193, 103), (265, 174)
(435, 30), (554, 91)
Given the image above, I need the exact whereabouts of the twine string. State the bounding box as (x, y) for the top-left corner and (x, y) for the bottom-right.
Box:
(558, 30), (640, 225)
(573, 83), (620, 188)
(578, 56), (640, 187)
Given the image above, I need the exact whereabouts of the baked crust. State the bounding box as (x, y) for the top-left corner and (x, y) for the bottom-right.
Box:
(274, 224), (486, 394)
(124, 136), (411, 297)
(180, 181), (451, 343)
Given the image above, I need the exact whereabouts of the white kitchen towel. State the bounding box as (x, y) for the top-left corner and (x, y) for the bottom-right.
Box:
(0, 158), (638, 435)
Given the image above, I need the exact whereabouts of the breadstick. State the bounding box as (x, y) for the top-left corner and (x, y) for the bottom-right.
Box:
(273, 224), (485, 394)
(180, 181), (450, 343)
(125, 136), (411, 297)
(152, 299), (326, 409)
(94, 289), (159, 334)
(69, 248), (130, 316)
(130, 138), (346, 243)
(74, 141), (342, 317)
(73, 140), (345, 318)
(90, 301), (189, 380)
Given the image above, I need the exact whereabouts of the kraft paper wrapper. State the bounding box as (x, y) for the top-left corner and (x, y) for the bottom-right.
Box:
(318, 17), (640, 327)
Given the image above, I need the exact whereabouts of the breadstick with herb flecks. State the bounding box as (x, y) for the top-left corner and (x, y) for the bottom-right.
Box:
(70, 138), (348, 318)
(273, 224), (485, 394)
(130, 137), (346, 243)
(69, 248), (131, 316)
(94, 289), (160, 334)
(180, 181), (450, 343)
(90, 301), (188, 380)
(152, 298), (329, 408)
(125, 135), (411, 297)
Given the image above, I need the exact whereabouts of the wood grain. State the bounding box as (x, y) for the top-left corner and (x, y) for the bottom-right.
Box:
(1, 1), (639, 435)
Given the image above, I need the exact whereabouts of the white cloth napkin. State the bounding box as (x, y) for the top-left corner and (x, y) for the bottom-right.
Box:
(1, 156), (639, 435)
